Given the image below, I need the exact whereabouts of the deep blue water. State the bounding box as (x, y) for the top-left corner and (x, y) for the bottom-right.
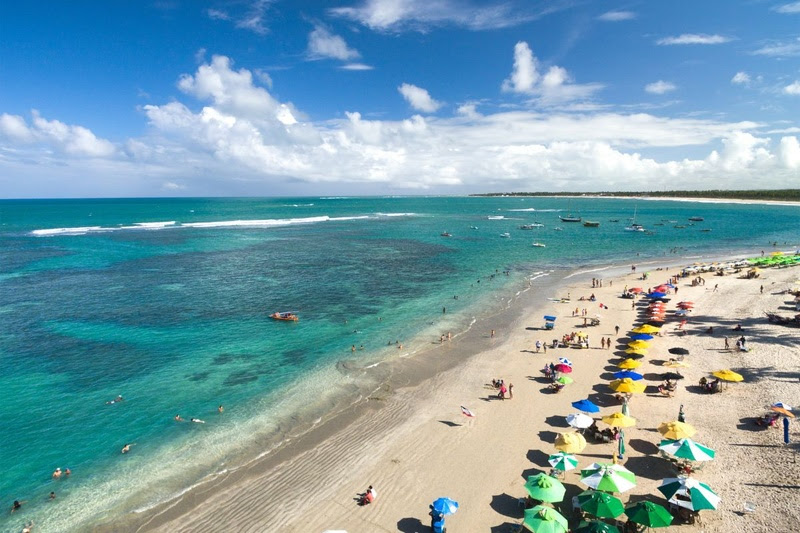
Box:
(0, 196), (797, 530)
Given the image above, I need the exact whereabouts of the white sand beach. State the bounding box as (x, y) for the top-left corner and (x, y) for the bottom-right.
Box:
(130, 257), (800, 533)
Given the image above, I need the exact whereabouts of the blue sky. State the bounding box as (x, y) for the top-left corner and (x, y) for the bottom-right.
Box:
(1, 0), (799, 197)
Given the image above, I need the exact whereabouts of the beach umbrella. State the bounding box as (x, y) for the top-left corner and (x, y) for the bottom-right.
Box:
(522, 505), (568, 533)
(573, 521), (620, 533)
(632, 325), (660, 334)
(663, 360), (690, 368)
(601, 412), (636, 428)
(623, 348), (647, 357)
(677, 303), (694, 309)
(625, 501), (673, 528)
(647, 292), (667, 299)
(661, 372), (684, 381)
(658, 421), (696, 440)
(658, 477), (720, 511)
(629, 287), (643, 293)
(567, 413), (594, 429)
(712, 369), (743, 382)
(629, 333), (653, 341)
(668, 347), (689, 355)
(580, 463), (637, 493)
(613, 370), (643, 380)
(677, 301), (695, 305)
(430, 497), (459, 516)
(772, 406), (795, 418)
(627, 340), (650, 349)
(645, 317), (665, 324)
(658, 438), (715, 462)
(576, 490), (625, 519)
(557, 357), (573, 366)
(609, 378), (646, 394)
(554, 364), (572, 374)
(556, 376), (574, 385)
(525, 473), (566, 503)
(555, 432), (587, 453)
(572, 399), (600, 413)
(548, 451), (579, 472)
(617, 359), (641, 369)
(772, 401), (792, 410)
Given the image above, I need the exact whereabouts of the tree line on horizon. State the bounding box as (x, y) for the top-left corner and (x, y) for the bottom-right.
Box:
(471, 190), (800, 201)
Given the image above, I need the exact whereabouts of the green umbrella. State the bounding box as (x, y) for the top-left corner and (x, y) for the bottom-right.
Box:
(556, 376), (574, 385)
(524, 473), (566, 503)
(576, 490), (625, 518)
(580, 463), (637, 493)
(658, 438), (715, 462)
(522, 505), (568, 533)
(658, 477), (720, 511)
(548, 452), (579, 472)
(573, 521), (621, 533)
(625, 500), (674, 528)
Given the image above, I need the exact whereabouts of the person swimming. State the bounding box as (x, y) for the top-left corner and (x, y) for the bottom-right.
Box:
(174, 414), (184, 421)
(121, 443), (135, 454)
(190, 418), (205, 424)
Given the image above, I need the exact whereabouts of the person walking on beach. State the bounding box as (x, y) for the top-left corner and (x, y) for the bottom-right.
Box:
(760, 285), (764, 294)
(615, 324), (620, 336)
(535, 340), (542, 353)
(491, 329), (495, 338)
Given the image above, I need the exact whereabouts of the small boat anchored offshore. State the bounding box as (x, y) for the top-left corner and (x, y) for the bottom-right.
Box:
(270, 311), (299, 322)
(532, 242), (546, 247)
(441, 231), (452, 237)
(500, 232), (511, 238)
(583, 221), (600, 227)
(689, 216), (704, 222)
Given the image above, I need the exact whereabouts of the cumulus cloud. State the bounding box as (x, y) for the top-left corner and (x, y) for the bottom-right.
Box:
(731, 71), (750, 85)
(784, 81), (800, 95)
(329, 0), (548, 31)
(645, 81), (677, 94)
(597, 11), (635, 21)
(657, 34), (731, 45)
(4, 54), (800, 196)
(398, 83), (442, 112)
(307, 25), (360, 61)
(774, 1), (800, 13)
(0, 110), (115, 157)
(501, 42), (603, 105)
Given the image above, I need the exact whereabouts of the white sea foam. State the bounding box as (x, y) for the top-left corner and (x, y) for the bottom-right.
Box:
(506, 208), (561, 212)
(31, 226), (113, 236)
(133, 221), (176, 228)
(182, 216), (331, 228)
(374, 212), (418, 217)
(564, 265), (614, 279)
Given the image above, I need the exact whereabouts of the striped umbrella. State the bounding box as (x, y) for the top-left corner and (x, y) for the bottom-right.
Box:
(580, 463), (637, 493)
(548, 451), (579, 472)
(658, 477), (720, 511)
(658, 438), (715, 462)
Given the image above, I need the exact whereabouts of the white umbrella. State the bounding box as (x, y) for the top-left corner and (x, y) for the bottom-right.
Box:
(558, 357), (573, 366)
(567, 413), (594, 429)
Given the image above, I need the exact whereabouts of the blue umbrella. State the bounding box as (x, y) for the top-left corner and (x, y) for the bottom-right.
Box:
(648, 292), (666, 299)
(613, 371), (643, 381)
(431, 497), (459, 516)
(572, 399), (600, 413)
(629, 333), (653, 341)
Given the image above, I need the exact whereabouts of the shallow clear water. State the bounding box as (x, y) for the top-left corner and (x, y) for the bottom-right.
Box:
(0, 196), (797, 530)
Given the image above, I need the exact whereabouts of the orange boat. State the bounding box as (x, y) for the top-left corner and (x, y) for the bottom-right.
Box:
(270, 312), (298, 322)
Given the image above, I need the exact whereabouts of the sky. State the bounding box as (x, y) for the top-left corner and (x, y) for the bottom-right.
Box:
(1, 0), (800, 198)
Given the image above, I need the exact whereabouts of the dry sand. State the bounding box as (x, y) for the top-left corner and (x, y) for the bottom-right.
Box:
(135, 259), (800, 533)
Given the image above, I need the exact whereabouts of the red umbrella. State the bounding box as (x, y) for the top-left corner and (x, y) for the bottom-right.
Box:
(677, 303), (694, 309)
(554, 364), (573, 373)
(629, 288), (643, 294)
(677, 301), (694, 305)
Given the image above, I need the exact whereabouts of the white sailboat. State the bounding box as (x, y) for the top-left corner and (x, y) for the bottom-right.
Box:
(624, 205), (645, 232)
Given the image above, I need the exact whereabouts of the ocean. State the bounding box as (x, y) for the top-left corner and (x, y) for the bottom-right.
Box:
(0, 196), (797, 531)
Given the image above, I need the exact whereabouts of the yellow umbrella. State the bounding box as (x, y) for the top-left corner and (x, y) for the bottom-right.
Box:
(609, 378), (646, 394)
(554, 432), (587, 453)
(576, 331), (588, 338)
(663, 360), (690, 368)
(624, 348), (648, 356)
(601, 412), (637, 427)
(618, 358), (642, 369)
(632, 324), (660, 334)
(712, 370), (744, 382)
(658, 421), (696, 440)
(627, 340), (650, 350)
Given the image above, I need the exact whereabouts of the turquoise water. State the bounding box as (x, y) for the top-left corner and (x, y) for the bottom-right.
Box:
(0, 196), (798, 530)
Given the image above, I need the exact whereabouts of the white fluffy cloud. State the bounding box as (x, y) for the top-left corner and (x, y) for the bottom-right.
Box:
(502, 42), (603, 105)
(783, 81), (800, 95)
(731, 72), (751, 85)
(307, 25), (360, 61)
(2, 54), (800, 196)
(645, 81), (677, 94)
(598, 11), (635, 21)
(0, 110), (115, 157)
(752, 38), (800, 57)
(329, 0), (542, 31)
(398, 83), (442, 112)
(657, 34), (731, 45)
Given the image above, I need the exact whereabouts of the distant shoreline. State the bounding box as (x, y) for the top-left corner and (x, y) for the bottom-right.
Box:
(471, 192), (800, 207)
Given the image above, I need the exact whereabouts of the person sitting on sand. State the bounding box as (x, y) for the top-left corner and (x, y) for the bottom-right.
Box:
(704, 326), (713, 334)
(359, 485), (377, 505)
(756, 413), (780, 427)
(733, 324), (743, 331)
